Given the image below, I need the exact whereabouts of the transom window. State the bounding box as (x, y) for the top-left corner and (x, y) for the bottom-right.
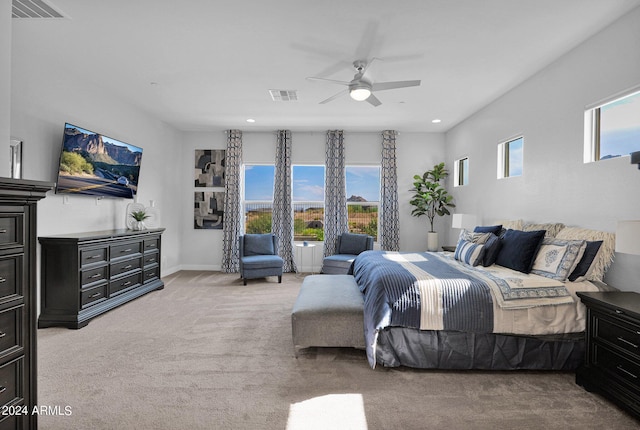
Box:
(584, 88), (640, 162)
(497, 136), (523, 179)
(454, 157), (469, 186)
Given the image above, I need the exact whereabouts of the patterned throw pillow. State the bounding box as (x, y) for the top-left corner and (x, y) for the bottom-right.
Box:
(459, 229), (492, 244)
(530, 238), (587, 281)
(454, 238), (485, 266)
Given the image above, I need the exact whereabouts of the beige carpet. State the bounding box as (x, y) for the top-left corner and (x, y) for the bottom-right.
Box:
(37, 271), (638, 429)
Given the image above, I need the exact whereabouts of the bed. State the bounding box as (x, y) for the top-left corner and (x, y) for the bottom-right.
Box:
(352, 223), (615, 370)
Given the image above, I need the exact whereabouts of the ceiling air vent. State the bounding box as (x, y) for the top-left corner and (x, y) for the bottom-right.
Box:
(12, 0), (66, 18)
(269, 90), (298, 102)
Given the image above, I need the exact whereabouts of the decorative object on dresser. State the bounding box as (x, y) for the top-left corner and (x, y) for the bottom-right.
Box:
(409, 162), (455, 251)
(0, 178), (53, 430)
(38, 228), (165, 329)
(576, 291), (640, 420)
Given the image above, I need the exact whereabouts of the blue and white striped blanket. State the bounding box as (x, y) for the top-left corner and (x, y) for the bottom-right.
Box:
(352, 250), (574, 367)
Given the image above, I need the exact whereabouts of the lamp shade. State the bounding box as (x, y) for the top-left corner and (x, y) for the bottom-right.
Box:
(451, 214), (477, 231)
(615, 220), (640, 255)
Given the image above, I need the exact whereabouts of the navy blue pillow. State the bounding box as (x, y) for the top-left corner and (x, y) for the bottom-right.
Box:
(474, 225), (503, 235)
(481, 234), (502, 267)
(495, 229), (546, 273)
(568, 240), (603, 281)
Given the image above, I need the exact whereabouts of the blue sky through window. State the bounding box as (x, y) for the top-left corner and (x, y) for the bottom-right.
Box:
(600, 91), (640, 159)
(508, 137), (523, 177)
(346, 166), (380, 202)
(244, 165), (274, 200)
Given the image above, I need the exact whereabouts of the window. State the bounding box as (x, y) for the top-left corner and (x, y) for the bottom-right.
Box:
(454, 157), (469, 186)
(244, 164), (275, 234)
(293, 165), (325, 241)
(346, 166), (380, 241)
(497, 136), (523, 178)
(585, 89), (640, 162)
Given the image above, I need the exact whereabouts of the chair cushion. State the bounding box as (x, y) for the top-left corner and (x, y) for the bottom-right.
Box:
(244, 234), (274, 256)
(338, 233), (369, 255)
(240, 254), (283, 270)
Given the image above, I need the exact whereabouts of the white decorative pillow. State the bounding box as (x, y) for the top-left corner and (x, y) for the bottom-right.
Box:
(530, 238), (586, 281)
(523, 222), (566, 238)
(454, 238), (485, 266)
(498, 219), (524, 230)
(555, 227), (615, 282)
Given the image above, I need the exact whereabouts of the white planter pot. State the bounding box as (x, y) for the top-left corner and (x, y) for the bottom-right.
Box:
(427, 232), (439, 252)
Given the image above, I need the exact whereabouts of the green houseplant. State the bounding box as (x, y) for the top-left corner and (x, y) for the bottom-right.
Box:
(409, 162), (455, 251)
(130, 210), (149, 231)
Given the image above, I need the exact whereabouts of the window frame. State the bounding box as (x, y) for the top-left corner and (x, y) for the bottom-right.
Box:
(242, 163), (275, 234)
(292, 164), (326, 242)
(345, 164), (381, 241)
(584, 85), (640, 163)
(453, 156), (469, 187)
(497, 136), (524, 179)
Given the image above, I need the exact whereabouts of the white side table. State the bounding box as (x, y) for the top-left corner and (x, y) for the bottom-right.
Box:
(295, 243), (316, 274)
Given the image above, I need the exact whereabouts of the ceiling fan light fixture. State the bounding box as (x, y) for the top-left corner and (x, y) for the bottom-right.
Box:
(350, 87), (371, 101)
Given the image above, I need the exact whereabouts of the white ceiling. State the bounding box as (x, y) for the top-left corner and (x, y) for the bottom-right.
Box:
(11, 0), (640, 132)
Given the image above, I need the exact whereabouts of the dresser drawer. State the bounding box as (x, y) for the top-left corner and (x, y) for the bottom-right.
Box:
(0, 213), (24, 250)
(110, 242), (142, 260)
(80, 246), (108, 267)
(81, 265), (108, 287)
(0, 256), (21, 302)
(109, 272), (142, 296)
(595, 314), (640, 357)
(143, 251), (159, 267)
(0, 357), (22, 408)
(143, 238), (159, 252)
(110, 257), (141, 278)
(0, 306), (21, 358)
(594, 343), (640, 391)
(143, 267), (159, 284)
(81, 284), (107, 309)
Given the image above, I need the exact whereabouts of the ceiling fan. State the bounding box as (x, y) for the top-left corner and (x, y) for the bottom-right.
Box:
(307, 59), (421, 107)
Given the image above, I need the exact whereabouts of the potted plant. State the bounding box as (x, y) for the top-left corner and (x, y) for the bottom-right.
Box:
(130, 210), (149, 231)
(409, 162), (455, 251)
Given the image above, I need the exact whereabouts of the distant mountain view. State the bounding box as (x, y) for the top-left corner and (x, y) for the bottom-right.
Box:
(64, 126), (142, 166)
(347, 195), (367, 202)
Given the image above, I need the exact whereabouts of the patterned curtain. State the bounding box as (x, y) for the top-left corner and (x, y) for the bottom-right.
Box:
(272, 130), (296, 272)
(324, 130), (348, 257)
(221, 130), (243, 273)
(380, 130), (400, 251)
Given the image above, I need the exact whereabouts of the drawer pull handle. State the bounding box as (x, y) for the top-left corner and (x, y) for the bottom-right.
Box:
(615, 309), (624, 315)
(0, 386), (5, 394)
(90, 274), (102, 279)
(147, 258), (155, 263)
(89, 292), (101, 298)
(616, 365), (638, 379)
(121, 249), (133, 253)
(617, 336), (639, 349)
(122, 281), (132, 287)
(0, 229), (6, 234)
(0, 332), (5, 338)
(88, 255), (102, 259)
(0, 277), (5, 283)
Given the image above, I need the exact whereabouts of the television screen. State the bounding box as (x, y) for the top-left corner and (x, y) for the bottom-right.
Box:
(55, 123), (143, 198)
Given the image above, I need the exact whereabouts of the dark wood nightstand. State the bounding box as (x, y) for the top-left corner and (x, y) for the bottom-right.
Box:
(441, 245), (456, 252)
(576, 291), (640, 420)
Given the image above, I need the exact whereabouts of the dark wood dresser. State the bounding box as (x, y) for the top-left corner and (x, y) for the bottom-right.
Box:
(576, 291), (640, 420)
(0, 178), (52, 430)
(38, 228), (164, 329)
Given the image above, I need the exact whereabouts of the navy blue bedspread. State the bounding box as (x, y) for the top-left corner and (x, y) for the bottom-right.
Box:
(352, 250), (494, 367)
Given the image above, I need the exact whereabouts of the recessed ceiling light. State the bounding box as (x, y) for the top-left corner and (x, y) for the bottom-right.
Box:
(246, 119), (256, 123)
(432, 119), (442, 124)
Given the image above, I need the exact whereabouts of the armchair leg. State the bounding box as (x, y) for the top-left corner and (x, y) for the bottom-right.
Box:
(278, 275), (282, 283)
(244, 278), (247, 285)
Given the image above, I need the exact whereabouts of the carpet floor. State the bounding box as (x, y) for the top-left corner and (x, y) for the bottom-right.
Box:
(37, 271), (639, 429)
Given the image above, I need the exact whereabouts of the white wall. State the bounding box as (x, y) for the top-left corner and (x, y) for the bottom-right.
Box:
(0, 0), (11, 177)
(179, 130), (445, 272)
(445, 7), (640, 291)
(10, 19), (183, 277)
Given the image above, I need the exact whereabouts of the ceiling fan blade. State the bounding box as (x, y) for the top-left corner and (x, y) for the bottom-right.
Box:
(306, 77), (351, 86)
(358, 57), (380, 78)
(371, 80), (421, 91)
(320, 89), (349, 104)
(366, 94), (382, 107)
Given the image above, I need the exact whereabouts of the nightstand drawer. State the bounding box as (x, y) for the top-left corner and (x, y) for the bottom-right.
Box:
(80, 247), (108, 267)
(0, 256), (21, 302)
(0, 306), (21, 358)
(596, 315), (640, 357)
(594, 343), (640, 391)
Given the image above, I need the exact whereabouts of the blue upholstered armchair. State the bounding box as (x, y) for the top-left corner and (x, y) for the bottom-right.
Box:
(239, 234), (284, 285)
(321, 232), (374, 274)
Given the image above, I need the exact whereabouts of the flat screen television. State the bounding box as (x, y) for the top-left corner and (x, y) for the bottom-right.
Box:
(55, 123), (143, 199)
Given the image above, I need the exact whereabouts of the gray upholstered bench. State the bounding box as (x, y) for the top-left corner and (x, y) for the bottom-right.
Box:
(291, 274), (365, 357)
